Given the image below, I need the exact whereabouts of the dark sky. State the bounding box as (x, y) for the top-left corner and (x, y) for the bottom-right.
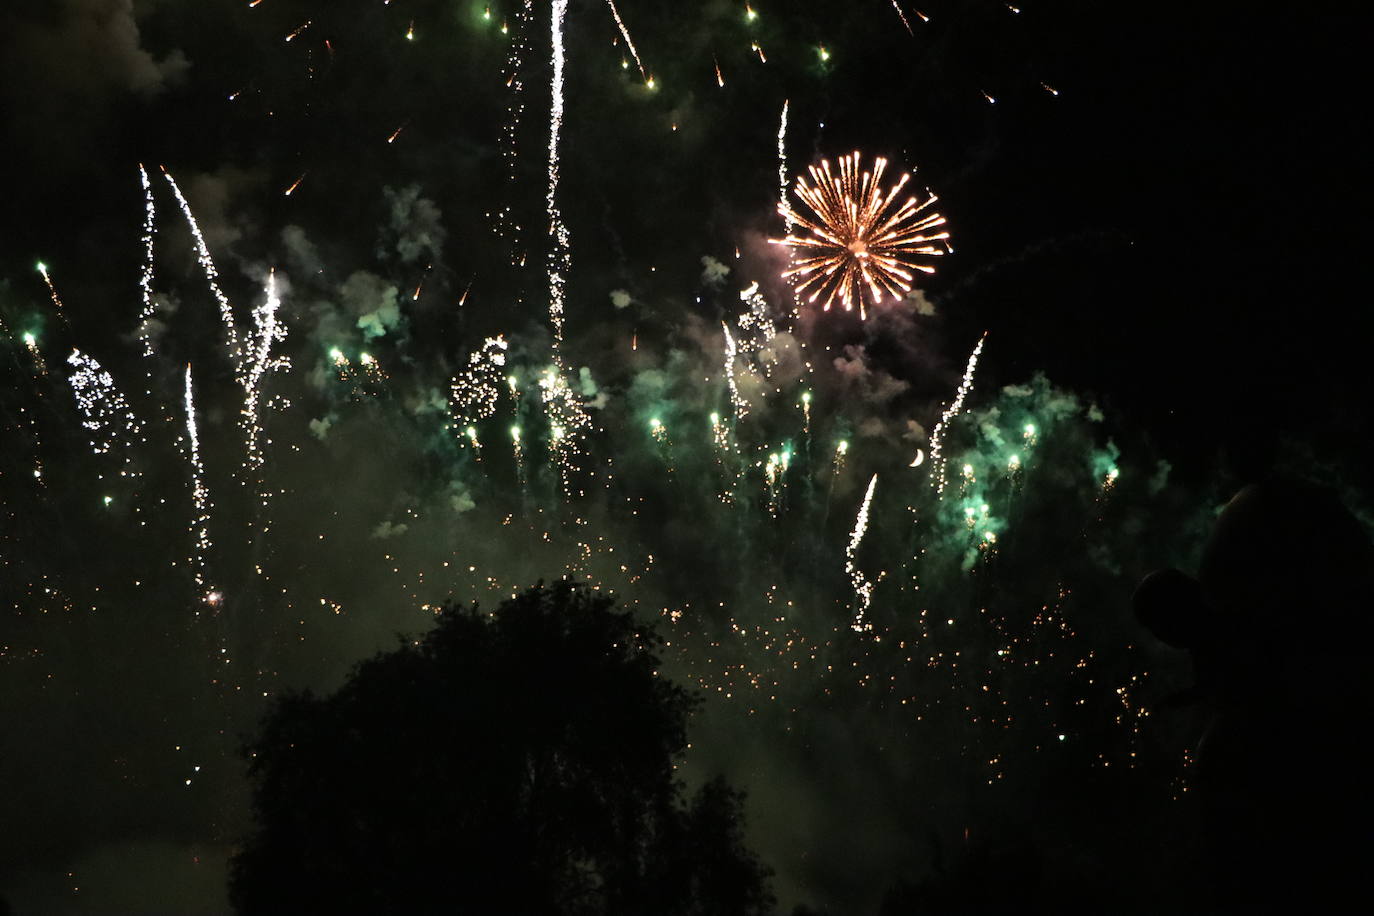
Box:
(1, 2), (1370, 913)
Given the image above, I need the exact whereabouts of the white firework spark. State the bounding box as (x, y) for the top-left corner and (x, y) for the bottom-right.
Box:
(846, 474), (880, 632)
(162, 167), (242, 371)
(929, 332), (987, 496)
(183, 365), (215, 601)
(66, 350), (145, 472)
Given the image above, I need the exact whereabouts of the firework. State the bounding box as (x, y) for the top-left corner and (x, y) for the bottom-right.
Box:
(889, 1), (915, 35)
(846, 474), (880, 632)
(241, 271), (288, 475)
(66, 350), (145, 471)
(929, 333), (986, 496)
(183, 366), (215, 601)
(777, 101), (791, 233)
(604, 0), (648, 82)
(450, 336), (510, 432)
(547, 0), (571, 344)
(136, 167), (158, 371)
(163, 168), (242, 370)
(771, 152), (949, 318)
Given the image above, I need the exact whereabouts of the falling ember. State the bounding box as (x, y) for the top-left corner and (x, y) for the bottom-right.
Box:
(459, 281), (472, 306)
(714, 56), (725, 87)
(406, 21), (415, 40)
(771, 152), (949, 318)
(283, 173), (306, 196)
(981, 90), (997, 104)
(752, 42), (767, 63)
(603, 0), (647, 81)
(387, 123), (407, 143)
(1041, 82), (1060, 96)
(284, 20), (310, 42)
(915, 9), (930, 22)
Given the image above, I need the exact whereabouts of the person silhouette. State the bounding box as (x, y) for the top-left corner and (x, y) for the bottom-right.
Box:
(1134, 481), (1373, 911)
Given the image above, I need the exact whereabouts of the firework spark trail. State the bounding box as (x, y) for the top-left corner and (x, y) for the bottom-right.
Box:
(603, 0), (647, 81)
(162, 168), (242, 369)
(241, 271), (288, 475)
(35, 263), (69, 327)
(772, 152), (949, 318)
(66, 350), (145, 472)
(889, 0), (915, 34)
(929, 332), (987, 496)
(547, 0), (571, 345)
(846, 473), (879, 632)
(184, 365), (215, 600)
(497, 0), (534, 251)
(777, 101), (792, 233)
(136, 167), (159, 375)
(722, 323), (748, 423)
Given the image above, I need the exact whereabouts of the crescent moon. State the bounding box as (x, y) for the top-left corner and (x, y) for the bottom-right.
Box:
(909, 448), (925, 468)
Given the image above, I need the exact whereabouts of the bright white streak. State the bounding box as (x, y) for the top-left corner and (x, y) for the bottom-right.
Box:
(184, 365), (215, 599)
(547, 0), (571, 345)
(778, 100), (792, 233)
(163, 168), (242, 370)
(846, 474), (880, 632)
(242, 271), (287, 473)
(603, 0), (647, 80)
(929, 332), (986, 496)
(890, 0), (915, 34)
(722, 323), (748, 422)
(136, 166), (158, 368)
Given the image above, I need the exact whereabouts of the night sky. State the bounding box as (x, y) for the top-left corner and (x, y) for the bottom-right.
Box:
(1, 2), (1370, 913)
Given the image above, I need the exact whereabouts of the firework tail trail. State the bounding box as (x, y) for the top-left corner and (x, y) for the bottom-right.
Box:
(929, 332), (987, 496)
(135, 166), (162, 404)
(846, 473), (879, 632)
(889, 0), (915, 35)
(183, 365), (215, 601)
(603, 0), (647, 81)
(162, 167), (242, 370)
(540, 0), (593, 500)
(778, 101), (792, 233)
(546, 0), (570, 347)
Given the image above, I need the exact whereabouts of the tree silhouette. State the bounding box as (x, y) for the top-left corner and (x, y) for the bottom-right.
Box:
(228, 581), (773, 915)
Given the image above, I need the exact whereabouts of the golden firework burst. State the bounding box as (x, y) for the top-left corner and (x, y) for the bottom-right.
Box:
(771, 152), (949, 318)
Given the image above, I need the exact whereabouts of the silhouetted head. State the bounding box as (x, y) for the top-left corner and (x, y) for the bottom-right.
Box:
(1135, 479), (1373, 678)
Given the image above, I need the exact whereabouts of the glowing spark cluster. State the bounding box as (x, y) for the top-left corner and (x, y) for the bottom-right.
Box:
(772, 152), (949, 318)
(66, 351), (145, 469)
(929, 333), (987, 496)
(450, 336), (510, 432)
(777, 101), (792, 232)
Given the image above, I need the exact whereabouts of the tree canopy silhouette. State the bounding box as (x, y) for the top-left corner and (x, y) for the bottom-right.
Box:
(229, 581), (774, 915)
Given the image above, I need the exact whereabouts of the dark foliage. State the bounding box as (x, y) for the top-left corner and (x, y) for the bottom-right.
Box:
(229, 581), (773, 915)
